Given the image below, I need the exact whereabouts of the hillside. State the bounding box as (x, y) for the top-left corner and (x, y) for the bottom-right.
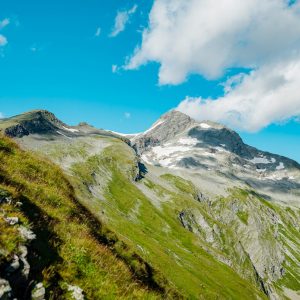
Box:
(0, 110), (299, 299)
(0, 136), (171, 299)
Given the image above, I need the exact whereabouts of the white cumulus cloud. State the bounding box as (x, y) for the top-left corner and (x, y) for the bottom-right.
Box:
(125, 0), (300, 131)
(110, 4), (138, 37)
(126, 0), (300, 84)
(178, 59), (300, 131)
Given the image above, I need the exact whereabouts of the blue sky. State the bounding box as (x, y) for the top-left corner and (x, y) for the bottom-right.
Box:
(0, 0), (300, 162)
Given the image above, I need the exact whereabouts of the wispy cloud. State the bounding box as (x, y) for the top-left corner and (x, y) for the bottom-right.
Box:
(0, 18), (10, 29)
(30, 43), (43, 53)
(124, 112), (131, 119)
(0, 35), (7, 47)
(112, 64), (118, 73)
(95, 27), (101, 37)
(0, 18), (10, 48)
(110, 4), (137, 37)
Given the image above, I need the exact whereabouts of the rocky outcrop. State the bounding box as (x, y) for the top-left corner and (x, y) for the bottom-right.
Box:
(31, 282), (46, 300)
(4, 124), (30, 138)
(4, 110), (68, 138)
(0, 278), (12, 299)
(132, 110), (195, 154)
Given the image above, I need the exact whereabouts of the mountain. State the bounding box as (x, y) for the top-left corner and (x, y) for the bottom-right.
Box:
(133, 110), (300, 206)
(0, 110), (299, 300)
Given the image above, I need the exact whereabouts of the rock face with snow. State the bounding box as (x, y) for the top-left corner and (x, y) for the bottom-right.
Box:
(134, 110), (299, 171)
(133, 110), (300, 206)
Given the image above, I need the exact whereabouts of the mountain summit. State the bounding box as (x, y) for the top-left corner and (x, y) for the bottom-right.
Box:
(0, 110), (72, 138)
(134, 109), (299, 171)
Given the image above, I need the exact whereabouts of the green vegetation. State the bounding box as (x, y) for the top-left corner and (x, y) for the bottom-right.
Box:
(237, 211), (249, 225)
(0, 135), (161, 299)
(160, 174), (198, 198)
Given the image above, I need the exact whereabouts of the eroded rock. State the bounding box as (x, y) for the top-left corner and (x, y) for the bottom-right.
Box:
(0, 278), (12, 300)
(31, 282), (45, 300)
(67, 284), (84, 300)
(18, 226), (36, 241)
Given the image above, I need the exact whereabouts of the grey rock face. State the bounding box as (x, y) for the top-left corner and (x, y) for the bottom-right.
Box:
(135, 110), (300, 172)
(133, 110), (195, 154)
(3, 110), (69, 138)
(5, 124), (30, 138)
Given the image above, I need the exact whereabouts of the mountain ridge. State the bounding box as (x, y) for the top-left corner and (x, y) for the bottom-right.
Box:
(1, 108), (299, 168)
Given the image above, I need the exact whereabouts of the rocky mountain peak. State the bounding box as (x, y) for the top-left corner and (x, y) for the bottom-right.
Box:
(1, 109), (69, 138)
(132, 109), (236, 155)
(132, 110), (300, 176)
(131, 110), (196, 154)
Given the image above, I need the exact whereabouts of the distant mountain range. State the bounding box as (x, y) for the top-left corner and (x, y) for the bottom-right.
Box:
(0, 109), (299, 299)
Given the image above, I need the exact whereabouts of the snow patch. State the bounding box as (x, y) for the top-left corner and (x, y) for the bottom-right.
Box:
(109, 130), (141, 137)
(56, 131), (72, 139)
(249, 156), (274, 164)
(276, 162), (285, 170)
(144, 119), (165, 134)
(152, 145), (191, 157)
(199, 123), (211, 129)
(256, 168), (266, 173)
(63, 126), (79, 133)
(177, 137), (198, 146)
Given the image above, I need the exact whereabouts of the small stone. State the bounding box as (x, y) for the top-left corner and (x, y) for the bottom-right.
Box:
(0, 278), (12, 299)
(0, 195), (12, 205)
(18, 226), (36, 241)
(5, 217), (19, 226)
(67, 285), (84, 300)
(19, 246), (30, 278)
(31, 282), (46, 300)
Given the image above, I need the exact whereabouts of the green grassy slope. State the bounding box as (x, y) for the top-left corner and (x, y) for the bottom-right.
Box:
(0, 136), (163, 299)
(69, 139), (268, 299)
